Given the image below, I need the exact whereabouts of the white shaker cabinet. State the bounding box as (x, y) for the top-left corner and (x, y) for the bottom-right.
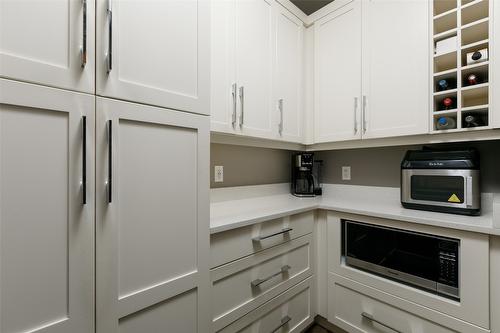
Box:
(211, 0), (293, 141)
(96, 0), (210, 115)
(235, 0), (275, 139)
(0, 79), (95, 333)
(210, 0), (237, 133)
(361, 0), (429, 139)
(314, 1), (362, 143)
(274, 4), (305, 143)
(95, 98), (210, 333)
(0, 0), (95, 93)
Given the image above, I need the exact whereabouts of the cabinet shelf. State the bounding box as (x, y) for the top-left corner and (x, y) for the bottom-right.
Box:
(433, 109), (458, 115)
(461, 104), (489, 112)
(434, 8), (458, 20)
(434, 88), (458, 96)
(461, 82), (488, 91)
(461, 60), (489, 71)
(431, 0), (491, 134)
(434, 68), (457, 77)
(434, 28), (458, 41)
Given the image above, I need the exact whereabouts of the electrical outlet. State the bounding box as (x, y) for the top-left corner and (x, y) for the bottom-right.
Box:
(214, 166), (224, 183)
(342, 166), (351, 180)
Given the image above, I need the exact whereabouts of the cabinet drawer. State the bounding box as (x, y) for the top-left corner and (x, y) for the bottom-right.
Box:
(212, 235), (312, 331)
(211, 211), (314, 268)
(218, 277), (314, 333)
(329, 278), (456, 333)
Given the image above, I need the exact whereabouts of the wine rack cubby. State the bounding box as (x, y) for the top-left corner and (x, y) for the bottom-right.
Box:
(432, 0), (490, 132)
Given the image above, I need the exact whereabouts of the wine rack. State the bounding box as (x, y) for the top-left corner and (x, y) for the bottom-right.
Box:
(432, 0), (491, 132)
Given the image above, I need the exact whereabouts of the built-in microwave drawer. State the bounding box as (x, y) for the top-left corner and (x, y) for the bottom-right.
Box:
(217, 277), (314, 333)
(211, 235), (312, 331)
(210, 211), (314, 268)
(329, 276), (457, 333)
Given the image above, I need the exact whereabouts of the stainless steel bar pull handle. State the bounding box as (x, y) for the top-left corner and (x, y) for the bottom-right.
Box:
(231, 83), (237, 127)
(82, 116), (87, 204)
(239, 86), (244, 127)
(106, 0), (113, 73)
(81, 0), (87, 67)
(278, 98), (284, 135)
(270, 315), (292, 333)
(361, 312), (402, 333)
(362, 95), (367, 134)
(354, 97), (358, 134)
(107, 120), (113, 203)
(252, 227), (293, 242)
(251, 265), (291, 288)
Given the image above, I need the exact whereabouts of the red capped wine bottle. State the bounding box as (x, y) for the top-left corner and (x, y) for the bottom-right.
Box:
(441, 97), (456, 110)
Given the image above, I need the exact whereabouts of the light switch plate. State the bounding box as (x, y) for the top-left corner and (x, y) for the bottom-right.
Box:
(342, 166), (351, 180)
(214, 166), (224, 182)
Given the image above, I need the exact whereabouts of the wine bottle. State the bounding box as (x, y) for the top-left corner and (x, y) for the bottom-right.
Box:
(436, 116), (456, 130)
(441, 97), (456, 110)
(466, 73), (480, 86)
(464, 115), (483, 128)
(436, 78), (456, 91)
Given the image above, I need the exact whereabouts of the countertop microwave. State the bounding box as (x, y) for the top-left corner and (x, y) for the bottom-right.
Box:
(401, 148), (480, 216)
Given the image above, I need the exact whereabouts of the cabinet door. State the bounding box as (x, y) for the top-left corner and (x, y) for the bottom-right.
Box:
(211, 0), (237, 134)
(274, 4), (304, 143)
(96, 0), (210, 115)
(95, 98), (210, 333)
(314, 1), (362, 143)
(0, 79), (94, 333)
(235, 0), (275, 139)
(0, 0), (95, 93)
(361, 0), (429, 139)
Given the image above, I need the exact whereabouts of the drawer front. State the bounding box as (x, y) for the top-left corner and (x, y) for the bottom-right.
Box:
(218, 277), (314, 333)
(329, 278), (457, 333)
(212, 235), (312, 331)
(211, 211), (314, 268)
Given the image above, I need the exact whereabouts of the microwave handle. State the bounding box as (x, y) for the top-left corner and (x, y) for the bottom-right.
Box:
(466, 176), (473, 207)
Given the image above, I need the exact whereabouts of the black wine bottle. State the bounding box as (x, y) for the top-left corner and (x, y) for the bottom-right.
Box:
(464, 115), (484, 128)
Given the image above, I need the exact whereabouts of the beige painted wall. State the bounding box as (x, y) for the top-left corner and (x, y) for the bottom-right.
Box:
(210, 144), (292, 188)
(211, 140), (500, 192)
(316, 140), (500, 192)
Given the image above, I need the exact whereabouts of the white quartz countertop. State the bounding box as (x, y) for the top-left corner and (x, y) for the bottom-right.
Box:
(210, 184), (500, 235)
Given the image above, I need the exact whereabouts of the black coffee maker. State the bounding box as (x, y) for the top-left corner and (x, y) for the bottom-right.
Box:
(291, 153), (322, 197)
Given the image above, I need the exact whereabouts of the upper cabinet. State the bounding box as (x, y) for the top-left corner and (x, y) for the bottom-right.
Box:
(361, 0), (429, 139)
(314, 1), (362, 143)
(235, 0), (275, 139)
(0, 0), (95, 93)
(274, 4), (305, 143)
(96, 0), (210, 115)
(313, 0), (429, 143)
(211, 0), (305, 143)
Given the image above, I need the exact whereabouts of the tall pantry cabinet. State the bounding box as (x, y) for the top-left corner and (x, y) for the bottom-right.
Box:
(95, 98), (210, 333)
(0, 0), (211, 332)
(0, 79), (95, 333)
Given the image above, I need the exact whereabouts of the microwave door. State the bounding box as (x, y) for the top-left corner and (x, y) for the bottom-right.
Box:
(401, 169), (478, 209)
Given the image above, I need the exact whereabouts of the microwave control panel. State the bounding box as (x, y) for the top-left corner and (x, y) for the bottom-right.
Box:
(438, 241), (459, 287)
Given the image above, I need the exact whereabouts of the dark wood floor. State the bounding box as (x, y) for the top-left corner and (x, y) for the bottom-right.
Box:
(304, 324), (333, 333)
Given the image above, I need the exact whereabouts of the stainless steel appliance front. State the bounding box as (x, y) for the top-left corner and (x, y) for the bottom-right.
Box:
(401, 169), (480, 209)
